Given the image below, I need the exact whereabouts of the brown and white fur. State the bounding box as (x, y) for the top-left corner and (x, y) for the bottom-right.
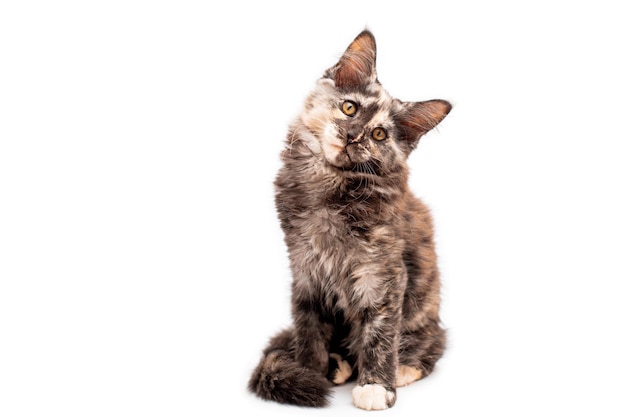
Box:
(248, 30), (452, 410)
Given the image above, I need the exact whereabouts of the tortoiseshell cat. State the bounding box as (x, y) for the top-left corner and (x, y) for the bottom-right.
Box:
(248, 30), (452, 410)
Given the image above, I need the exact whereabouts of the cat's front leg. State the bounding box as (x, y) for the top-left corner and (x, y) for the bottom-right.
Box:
(352, 305), (401, 410)
(292, 292), (333, 375)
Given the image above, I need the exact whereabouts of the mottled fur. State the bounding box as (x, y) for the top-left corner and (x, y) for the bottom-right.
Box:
(248, 31), (452, 410)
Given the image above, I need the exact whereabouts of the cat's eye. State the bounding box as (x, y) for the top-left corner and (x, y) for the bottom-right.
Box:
(372, 127), (387, 141)
(341, 100), (357, 116)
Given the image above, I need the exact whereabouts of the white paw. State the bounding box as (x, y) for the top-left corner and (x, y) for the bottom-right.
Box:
(352, 384), (395, 410)
(329, 353), (352, 384)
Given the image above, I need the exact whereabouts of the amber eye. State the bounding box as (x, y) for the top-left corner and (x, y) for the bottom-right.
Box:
(372, 127), (387, 141)
(341, 100), (357, 116)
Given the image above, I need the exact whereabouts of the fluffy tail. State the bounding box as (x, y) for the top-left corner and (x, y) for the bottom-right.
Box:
(248, 328), (332, 407)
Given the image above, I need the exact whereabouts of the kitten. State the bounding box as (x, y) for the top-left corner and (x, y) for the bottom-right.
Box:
(248, 30), (452, 410)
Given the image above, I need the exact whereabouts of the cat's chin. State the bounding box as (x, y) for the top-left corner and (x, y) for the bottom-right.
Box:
(325, 156), (381, 178)
(326, 154), (349, 169)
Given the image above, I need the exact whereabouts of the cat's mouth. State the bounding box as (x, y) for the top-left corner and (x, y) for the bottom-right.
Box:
(321, 138), (381, 175)
(345, 143), (370, 164)
(325, 147), (382, 177)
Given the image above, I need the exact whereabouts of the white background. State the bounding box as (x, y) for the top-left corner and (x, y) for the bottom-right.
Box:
(1, 1), (625, 416)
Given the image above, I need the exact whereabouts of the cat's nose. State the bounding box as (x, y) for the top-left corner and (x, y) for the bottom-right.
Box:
(347, 132), (362, 144)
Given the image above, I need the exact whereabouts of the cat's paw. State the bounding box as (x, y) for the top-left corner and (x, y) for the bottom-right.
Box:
(328, 353), (352, 385)
(395, 365), (423, 387)
(352, 384), (396, 410)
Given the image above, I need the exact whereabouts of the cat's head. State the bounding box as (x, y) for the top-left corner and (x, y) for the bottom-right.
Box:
(301, 30), (451, 176)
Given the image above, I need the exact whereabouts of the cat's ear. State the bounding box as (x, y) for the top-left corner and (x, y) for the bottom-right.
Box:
(326, 30), (377, 89)
(396, 99), (452, 149)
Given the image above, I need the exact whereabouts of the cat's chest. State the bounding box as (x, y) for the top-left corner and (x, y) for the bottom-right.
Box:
(297, 207), (363, 255)
(288, 205), (404, 308)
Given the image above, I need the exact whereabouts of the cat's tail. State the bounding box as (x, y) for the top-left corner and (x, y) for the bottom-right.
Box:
(248, 327), (332, 407)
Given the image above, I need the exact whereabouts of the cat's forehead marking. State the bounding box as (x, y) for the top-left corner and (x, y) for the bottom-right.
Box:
(343, 90), (392, 113)
(367, 109), (393, 129)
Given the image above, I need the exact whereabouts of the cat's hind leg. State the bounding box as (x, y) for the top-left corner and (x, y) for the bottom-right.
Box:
(328, 353), (353, 385)
(396, 365), (423, 387)
(396, 320), (446, 387)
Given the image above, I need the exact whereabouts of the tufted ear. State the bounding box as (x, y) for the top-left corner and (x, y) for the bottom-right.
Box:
(326, 30), (377, 89)
(396, 99), (452, 149)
